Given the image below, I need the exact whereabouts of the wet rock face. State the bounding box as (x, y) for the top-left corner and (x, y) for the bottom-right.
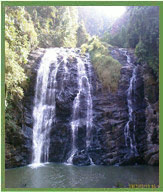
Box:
(25, 49), (95, 165)
(90, 48), (147, 165)
(5, 132), (31, 168)
(92, 47), (158, 166)
(6, 47), (159, 168)
(5, 48), (46, 168)
(48, 56), (79, 162)
(143, 65), (159, 165)
(73, 151), (91, 166)
(22, 48), (46, 164)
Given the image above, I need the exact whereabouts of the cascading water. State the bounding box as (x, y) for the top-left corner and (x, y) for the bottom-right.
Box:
(67, 54), (93, 164)
(31, 49), (61, 167)
(85, 55), (93, 150)
(30, 48), (93, 167)
(123, 50), (138, 155)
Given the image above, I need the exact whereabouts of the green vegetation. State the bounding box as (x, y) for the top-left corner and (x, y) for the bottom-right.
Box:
(26, 6), (78, 48)
(102, 6), (159, 77)
(109, 26), (128, 48)
(5, 6), (38, 131)
(128, 7), (159, 77)
(5, 7), (38, 102)
(76, 21), (90, 47)
(82, 37), (121, 92)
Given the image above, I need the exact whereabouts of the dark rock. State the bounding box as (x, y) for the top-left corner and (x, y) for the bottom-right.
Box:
(73, 151), (91, 165)
(148, 153), (159, 165)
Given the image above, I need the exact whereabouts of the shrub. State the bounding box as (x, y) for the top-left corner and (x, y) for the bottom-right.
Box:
(82, 37), (121, 92)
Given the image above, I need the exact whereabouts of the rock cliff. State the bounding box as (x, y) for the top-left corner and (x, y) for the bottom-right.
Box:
(5, 47), (159, 168)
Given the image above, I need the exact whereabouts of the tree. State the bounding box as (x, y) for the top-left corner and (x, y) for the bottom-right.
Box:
(5, 6), (38, 102)
(5, 6), (38, 133)
(53, 6), (78, 47)
(76, 21), (89, 47)
(102, 6), (159, 77)
(128, 6), (159, 77)
(26, 6), (79, 48)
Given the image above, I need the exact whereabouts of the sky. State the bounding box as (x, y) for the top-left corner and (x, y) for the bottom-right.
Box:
(93, 6), (126, 19)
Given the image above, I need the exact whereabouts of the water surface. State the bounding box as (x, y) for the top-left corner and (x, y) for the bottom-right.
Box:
(5, 163), (159, 188)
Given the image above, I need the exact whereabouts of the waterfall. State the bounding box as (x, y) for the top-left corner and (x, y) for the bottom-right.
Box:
(30, 48), (93, 167)
(123, 50), (138, 155)
(67, 54), (93, 164)
(86, 56), (93, 149)
(31, 48), (71, 167)
(31, 49), (60, 167)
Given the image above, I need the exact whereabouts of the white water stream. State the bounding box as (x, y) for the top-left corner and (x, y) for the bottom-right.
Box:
(31, 49), (61, 167)
(123, 50), (138, 155)
(67, 54), (93, 164)
(30, 48), (93, 167)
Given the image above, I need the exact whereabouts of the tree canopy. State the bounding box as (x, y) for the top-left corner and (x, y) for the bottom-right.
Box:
(102, 6), (159, 77)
